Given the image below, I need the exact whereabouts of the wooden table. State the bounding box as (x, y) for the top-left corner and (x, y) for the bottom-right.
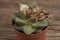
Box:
(0, 0), (60, 40)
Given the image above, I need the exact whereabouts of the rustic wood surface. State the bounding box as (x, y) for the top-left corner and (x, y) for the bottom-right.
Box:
(0, 0), (60, 40)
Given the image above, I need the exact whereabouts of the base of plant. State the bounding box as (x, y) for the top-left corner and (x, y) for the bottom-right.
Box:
(15, 26), (47, 34)
(14, 26), (48, 40)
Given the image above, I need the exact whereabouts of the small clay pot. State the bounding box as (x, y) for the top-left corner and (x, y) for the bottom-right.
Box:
(12, 20), (48, 40)
(14, 27), (48, 40)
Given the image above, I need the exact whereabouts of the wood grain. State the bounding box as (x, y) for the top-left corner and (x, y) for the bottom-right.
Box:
(0, 0), (60, 40)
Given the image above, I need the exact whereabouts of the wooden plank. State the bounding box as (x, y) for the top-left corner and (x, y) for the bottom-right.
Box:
(0, 0), (18, 3)
(47, 33), (60, 37)
(0, 0), (60, 9)
(46, 37), (60, 40)
(0, 28), (60, 36)
(48, 26), (60, 31)
(50, 21), (60, 26)
(0, 36), (17, 40)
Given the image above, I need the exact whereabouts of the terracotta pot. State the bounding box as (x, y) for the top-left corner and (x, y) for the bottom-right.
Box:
(14, 27), (48, 40)
(12, 20), (48, 40)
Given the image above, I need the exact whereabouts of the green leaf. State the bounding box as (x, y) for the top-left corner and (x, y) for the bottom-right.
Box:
(10, 12), (26, 20)
(22, 25), (36, 34)
(32, 19), (48, 29)
(15, 17), (26, 24)
(15, 12), (26, 20)
(14, 26), (22, 30)
(15, 17), (33, 24)
(14, 23), (22, 30)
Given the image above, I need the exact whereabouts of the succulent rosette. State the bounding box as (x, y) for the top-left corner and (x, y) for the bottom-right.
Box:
(11, 3), (50, 34)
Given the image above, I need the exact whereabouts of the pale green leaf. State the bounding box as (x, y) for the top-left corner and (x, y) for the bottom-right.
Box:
(32, 19), (48, 29)
(15, 12), (26, 20)
(15, 17), (26, 24)
(22, 25), (36, 34)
